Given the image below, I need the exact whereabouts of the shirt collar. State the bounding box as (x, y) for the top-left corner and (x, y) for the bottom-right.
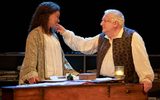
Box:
(104, 28), (124, 39)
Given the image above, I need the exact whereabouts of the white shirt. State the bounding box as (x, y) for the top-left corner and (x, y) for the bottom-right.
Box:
(44, 33), (63, 78)
(62, 28), (154, 83)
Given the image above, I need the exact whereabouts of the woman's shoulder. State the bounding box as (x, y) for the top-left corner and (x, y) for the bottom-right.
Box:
(29, 26), (44, 36)
(26, 26), (43, 40)
(30, 26), (43, 33)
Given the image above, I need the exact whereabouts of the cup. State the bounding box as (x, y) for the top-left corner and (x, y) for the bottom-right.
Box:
(115, 66), (125, 80)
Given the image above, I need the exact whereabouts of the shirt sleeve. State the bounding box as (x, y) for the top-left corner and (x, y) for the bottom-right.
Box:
(132, 32), (154, 83)
(62, 30), (99, 54)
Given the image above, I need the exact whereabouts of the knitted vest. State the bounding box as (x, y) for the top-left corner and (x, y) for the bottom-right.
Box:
(97, 27), (139, 83)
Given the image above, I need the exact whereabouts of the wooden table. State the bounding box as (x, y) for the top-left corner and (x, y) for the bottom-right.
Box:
(1, 82), (147, 100)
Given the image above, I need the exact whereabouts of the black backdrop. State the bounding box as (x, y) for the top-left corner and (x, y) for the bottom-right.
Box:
(0, 0), (159, 54)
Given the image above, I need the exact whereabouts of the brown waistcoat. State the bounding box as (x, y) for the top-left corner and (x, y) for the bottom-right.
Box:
(97, 27), (139, 83)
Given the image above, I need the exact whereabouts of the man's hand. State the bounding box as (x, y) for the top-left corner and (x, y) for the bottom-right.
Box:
(55, 24), (66, 35)
(142, 80), (152, 93)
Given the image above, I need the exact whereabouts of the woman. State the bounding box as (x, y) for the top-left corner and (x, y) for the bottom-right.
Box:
(19, 1), (78, 84)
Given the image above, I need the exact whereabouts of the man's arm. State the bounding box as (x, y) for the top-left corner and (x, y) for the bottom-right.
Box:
(56, 24), (99, 54)
(132, 32), (154, 92)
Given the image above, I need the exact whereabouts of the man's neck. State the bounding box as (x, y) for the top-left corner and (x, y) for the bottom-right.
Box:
(108, 28), (122, 40)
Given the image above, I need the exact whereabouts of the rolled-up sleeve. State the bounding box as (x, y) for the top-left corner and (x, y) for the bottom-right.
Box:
(132, 32), (154, 83)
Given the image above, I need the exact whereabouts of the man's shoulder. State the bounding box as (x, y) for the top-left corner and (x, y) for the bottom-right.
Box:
(124, 27), (136, 33)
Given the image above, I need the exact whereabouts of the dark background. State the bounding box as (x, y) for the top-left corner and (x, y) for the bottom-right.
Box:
(0, 0), (159, 54)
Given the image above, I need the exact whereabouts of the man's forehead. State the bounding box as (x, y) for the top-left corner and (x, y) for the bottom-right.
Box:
(103, 14), (112, 19)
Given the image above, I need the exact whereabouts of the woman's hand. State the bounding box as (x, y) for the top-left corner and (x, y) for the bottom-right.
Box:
(28, 76), (39, 84)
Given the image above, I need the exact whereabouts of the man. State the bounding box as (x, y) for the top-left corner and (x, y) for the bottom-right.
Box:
(56, 9), (154, 93)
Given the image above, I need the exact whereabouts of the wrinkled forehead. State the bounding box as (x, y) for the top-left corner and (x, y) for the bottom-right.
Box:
(102, 13), (113, 20)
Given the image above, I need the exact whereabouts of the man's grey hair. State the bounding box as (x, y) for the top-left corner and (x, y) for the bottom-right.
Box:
(104, 9), (125, 27)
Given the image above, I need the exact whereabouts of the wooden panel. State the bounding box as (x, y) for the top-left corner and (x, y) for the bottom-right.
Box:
(2, 88), (42, 100)
(14, 88), (42, 100)
(1, 83), (148, 100)
(14, 96), (42, 100)
(110, 84), (147, 100)
(14, 88), (41, 97)
(44, 85), (109, 100)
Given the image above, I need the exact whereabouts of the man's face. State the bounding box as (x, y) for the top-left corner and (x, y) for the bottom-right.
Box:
(100, 14), (115, 35)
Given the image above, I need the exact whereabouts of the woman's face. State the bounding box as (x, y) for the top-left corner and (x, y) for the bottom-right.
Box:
(48, 11), (60, 29)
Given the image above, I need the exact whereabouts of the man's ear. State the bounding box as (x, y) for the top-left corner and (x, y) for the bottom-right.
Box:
(113, 21), (119, 27)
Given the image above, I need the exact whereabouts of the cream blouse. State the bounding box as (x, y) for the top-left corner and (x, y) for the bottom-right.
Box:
(44, 33), (63, 78)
